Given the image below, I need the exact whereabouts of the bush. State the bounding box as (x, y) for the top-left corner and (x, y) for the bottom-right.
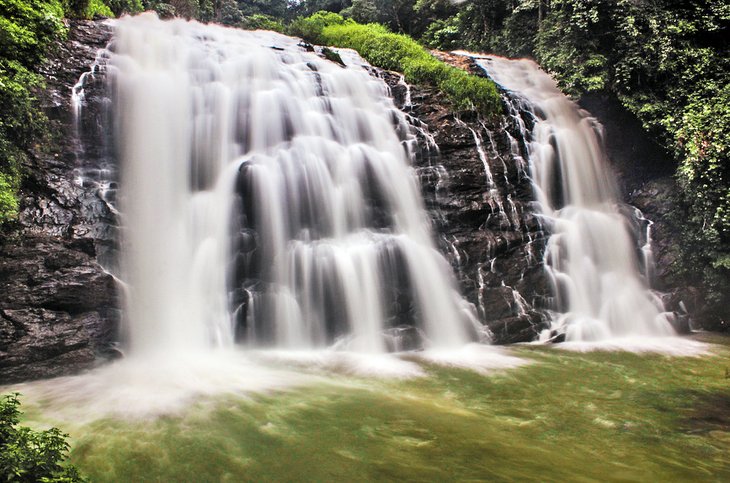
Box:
(83, 0), (114, 18)
(105, 0), (142, 16)
(0, 173), (19, 224)
(316, 20), (501, 115)
(0, 393), (86, 482)
(402, 57), (451, 85)
(421, 17), (461, 51)
(440, 70), (500, 113)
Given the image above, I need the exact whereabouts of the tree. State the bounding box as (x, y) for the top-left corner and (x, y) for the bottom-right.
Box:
(342, 0), (377, 24)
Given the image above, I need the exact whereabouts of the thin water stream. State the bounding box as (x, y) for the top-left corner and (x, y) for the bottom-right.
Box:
(459, 53), (676, 343)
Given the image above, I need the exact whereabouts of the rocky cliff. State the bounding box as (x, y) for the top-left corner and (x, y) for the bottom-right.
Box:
(0, 21), (118, 383)
(383, 72), (553, 344)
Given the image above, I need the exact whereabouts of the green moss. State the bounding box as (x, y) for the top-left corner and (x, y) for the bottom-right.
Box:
(0, 172), (19, 224)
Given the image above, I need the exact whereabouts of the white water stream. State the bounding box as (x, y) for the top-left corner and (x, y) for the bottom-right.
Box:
(465, 54), (676, 342)
(112, 14), (479, 358)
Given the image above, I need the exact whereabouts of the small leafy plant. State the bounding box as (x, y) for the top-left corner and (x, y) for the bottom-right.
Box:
(0, 393), (86, 482)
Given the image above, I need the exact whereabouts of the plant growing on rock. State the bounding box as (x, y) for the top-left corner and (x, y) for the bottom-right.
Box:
(295, 13), (502, 115)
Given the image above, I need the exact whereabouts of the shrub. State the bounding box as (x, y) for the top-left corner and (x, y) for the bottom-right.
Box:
(421, 17), (461, 51)
(104, 0), (143, 16)
(84, 0), (114, 18)
(0, 393), (87, 482)
(315, 20), (501, 116)
(0, 173), (19, 224)
(402, 57), (451, 85)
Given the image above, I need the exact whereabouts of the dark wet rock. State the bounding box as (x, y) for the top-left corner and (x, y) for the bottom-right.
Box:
(545, 330), (566, 344)
(578, 93), (676, 195)
(320, 46), (345, 66)
(583, 93), (726, 331)
(0, 20), (117, 384)
(381, 70), (552, 344)
(485, 313), (545, 345)
(384, 326), (424, 352)
(629, 177), (720, 331)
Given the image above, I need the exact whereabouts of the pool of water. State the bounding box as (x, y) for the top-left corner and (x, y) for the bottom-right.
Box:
(13, 334), (730, 481)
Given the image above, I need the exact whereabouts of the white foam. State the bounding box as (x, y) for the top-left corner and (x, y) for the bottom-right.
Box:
(416, 343), (531, 374)
(551, 336), (711, 356)
(249, 349), (428, 379)
(8, 352), (311, 421)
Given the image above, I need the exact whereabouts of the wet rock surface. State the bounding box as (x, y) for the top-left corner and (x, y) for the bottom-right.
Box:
(0, 21), (118, 384)
(383, 71), (552, 344)
(630, 178), (715, 331)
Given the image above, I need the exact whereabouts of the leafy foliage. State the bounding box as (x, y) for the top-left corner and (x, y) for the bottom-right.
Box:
(84, 0), (114, 18)
(310, 17), (501, 115)
(106, 0), (143, 16)
(288, 10), (347, 42)
(530, 0), (729, 319)
(0, 393), (86, 482)
(0, 0), (67, 226)
(420, 16), (461, 50)
(240, 14), (285, 32)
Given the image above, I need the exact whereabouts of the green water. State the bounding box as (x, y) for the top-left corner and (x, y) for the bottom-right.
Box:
(27, 336), (730, 481)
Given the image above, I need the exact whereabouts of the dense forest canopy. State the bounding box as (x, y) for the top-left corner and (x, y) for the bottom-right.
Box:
(1, 0), (727, 322)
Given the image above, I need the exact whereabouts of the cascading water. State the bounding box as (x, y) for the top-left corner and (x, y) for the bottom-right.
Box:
(111, 14), (479, 358)
(465, 55), (676, 342)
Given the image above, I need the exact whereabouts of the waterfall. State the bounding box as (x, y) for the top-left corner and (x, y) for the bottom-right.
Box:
(110, 14), (477, 358)
(466, 55), (675, 342)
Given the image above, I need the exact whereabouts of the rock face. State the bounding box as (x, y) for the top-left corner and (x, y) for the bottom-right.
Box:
(0, 21), (118, 384)
(383, 72), (552, 344)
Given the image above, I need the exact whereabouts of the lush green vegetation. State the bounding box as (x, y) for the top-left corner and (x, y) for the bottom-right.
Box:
(291, 13), (501, 114)
(1, 393), (85, 482)
(0, 0), (66, 225)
